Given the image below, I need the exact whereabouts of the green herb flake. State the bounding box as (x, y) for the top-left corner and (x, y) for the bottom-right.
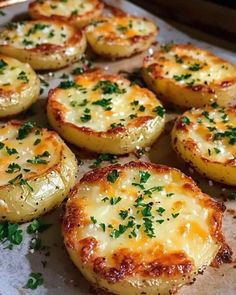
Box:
(17, 121), (34, 140)
(90, 216), (97, 224)
(99, 223), (106, 232)
(173, 74), (192, 81)
(181, 116), (190, 125)
(119, 210), (128, 220)
(139, 171), (150, 184)
(25, 272), (44, 290)
(92, 98), (112, 110)
(172, 213), (179, 218)
(156, 207), (165, 216)
(153, 106), (165, 118)
(6, 146), (18, 155)
(93, 80), (126, 95)
(34, 138), (41, 146)
(110, 197), (122, 205)
(6, 163), (21, 174)
(107, 169), (119, 183)
(27, 219), (51, 234)
(189, 63), (202, 71)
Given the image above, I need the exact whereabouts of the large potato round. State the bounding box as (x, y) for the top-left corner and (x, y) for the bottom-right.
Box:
(0, 121), (77, 223)
(86, 15), (158, 59)
(142, 44), (236, 108)
(47, 71), (165, 154)
(0, 20), (86, 70)
(29, 0), (104, 28)
(0, 55), (40, 117)
(172, 105), (236, 186)
(63, 161), (231, 295)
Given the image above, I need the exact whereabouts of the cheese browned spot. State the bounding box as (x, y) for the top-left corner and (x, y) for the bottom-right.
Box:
(0, 120), (77, 222)
(142, 44), (236, 108)
(63, 161), (231, 295)
(0, 55), (40, 117)
(47, 71), (165, 154)
(0, 20), (86, 70)
(86, 16), (158, 59)
(29, 0), (104, 28)
(172, 105), (236, 186)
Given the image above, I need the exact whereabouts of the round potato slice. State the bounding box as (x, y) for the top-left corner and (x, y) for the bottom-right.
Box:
(47, 71), (165, 154)
(0, 55), (40, 117)
(0, 20), (86, 70)
(63, 161), (231, 295)
(142, 44), (236, 108)
(0, 121), (77, 223)
(29, 0), (104, 28)
(172, 104), (236, 186)
(86, 15), (158, 59)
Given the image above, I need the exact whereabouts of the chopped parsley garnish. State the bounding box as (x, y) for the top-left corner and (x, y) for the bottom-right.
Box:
(6, 163), (21, 173)
(180, 116), (190, 125)
(110, 197), (122, 205)
(0, 142), (4, 149)
(139, 171), (150, 183)
(229, 192), (236, 200)
(25, 272), (44, 290)
(80, 108), (91, 122)
(93, 80), (126, 95)
(116, 24), (128, 34)
(153, 106), (165, 118)
(6, 146), (18, 155)
(213, 125), (236, 145)
(143, 217), (155, 238)
(27, 151), (50, 164)
(99, 223), (106, 232)
(92, 98), (112, 110)
(214, 147), (221, 154)
(19, 179), (33, 191)
(59, 80), (77, 89)
(174, 54), (183, 64)
(26, 23), (49, 36)
(144, 186), (163, 195)
(172, 213), (179, 218)
(90, 216), (97, 224)
(72, 67), (84, 75)
(173, 74), (192, 81)
(17, 121), (34, 140)
(161, 42), (173, 53)
(90, 153), (117, 168)
(33, 138), (41, 146)
(107, 169), (119, 183)
(8, 173), (22, 185)
(27, 219), (51, 234)
(0, 59), (7, 74)
(156, 207), (165, 216)
(22, 39), (33, 46)
(189, 63), (202, 71)
(201, 111), (215, 123)
(0, 221), (23, 249)
(0, 10), (6, 16)
(17, 71), (29, 83)
(119, 210), (128, 220)
(110, 122), (124, 128)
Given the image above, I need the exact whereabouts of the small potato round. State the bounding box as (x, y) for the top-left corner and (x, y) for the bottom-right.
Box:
(63, 161), (231, 295)
(172, 105), (236, 186)
(29, 0), (104, 28)
(0, 55), (40, 117)
(47, 71), (165, 154)
(0, 20), (86, 70)
(86, 15), (158, 59)
(142, 44), (236, 108)
(0, 120), (77, 223)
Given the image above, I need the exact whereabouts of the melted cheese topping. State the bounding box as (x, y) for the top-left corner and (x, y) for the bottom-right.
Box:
(0, 55), (35, 93)
(145, 44), (236, 86)
(52, 73), (164, 132)
(86, 16), (157, 45)
(0, 122), (61, 186)
(74, 165), (219, 269)
(32, 0), (96, 17)
(0, 21), (72, 49)
(176, 106), (236, 163)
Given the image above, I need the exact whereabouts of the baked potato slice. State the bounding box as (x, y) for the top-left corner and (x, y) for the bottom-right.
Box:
(172, 105), (236, 186)
(142, 44), (236, 108)
(47, 71), (165, 154)
(0, 20), (86, 70)
(86, 15), (158, 59)
(29, 0), (104, 28)
(0, 55), (40, 117)
(0, 120), (77, 223)
(63, 161), (231, 295)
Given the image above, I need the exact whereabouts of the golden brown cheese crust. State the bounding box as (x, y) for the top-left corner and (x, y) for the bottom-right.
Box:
(86, 16), (158, 59)
(172, 105), (236, 185)
(63, 161), (231, 295)
(0, 20), (86, 70)
(0, 120), (77, 222)
(47, 71), (165, 154)
(0, 55), (40, 117)
(142, 44), (236, 108)
(29, 0), (104, 28)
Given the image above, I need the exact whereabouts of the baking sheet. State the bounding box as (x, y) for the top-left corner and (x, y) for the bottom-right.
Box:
(0, 1), (236, 294)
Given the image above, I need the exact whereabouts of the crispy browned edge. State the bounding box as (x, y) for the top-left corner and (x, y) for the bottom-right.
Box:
(0, 120), (66, 188)
(0, 20), (84, 53)
(172, 106), (236, 167)
(143, 44), (236, 94)
(28, 0), (104, 27)
(62, 161), (232, 284)
(47, 71), (160, 137)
